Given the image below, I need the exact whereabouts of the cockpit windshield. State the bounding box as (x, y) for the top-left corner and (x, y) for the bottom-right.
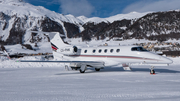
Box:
(131, 47), (148, 52)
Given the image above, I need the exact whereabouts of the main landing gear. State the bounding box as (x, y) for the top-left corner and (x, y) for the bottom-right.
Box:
(95, 68), (100, 71)
(122, 64), (132, 71)
(80, 69), (86, 73)
(150, 66), (155, 75)
(80, 67), (101, 73)
(79, 65), (87, 73)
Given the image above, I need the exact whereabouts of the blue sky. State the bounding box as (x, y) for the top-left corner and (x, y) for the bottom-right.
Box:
(25, 0), (180, 18)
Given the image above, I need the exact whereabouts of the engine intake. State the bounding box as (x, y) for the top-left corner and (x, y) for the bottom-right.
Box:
(73, 46), (78, 53)
(60, 46), (78, 55)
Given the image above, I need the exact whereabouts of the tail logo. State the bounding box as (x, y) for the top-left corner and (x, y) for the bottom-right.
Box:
(51, 43), (58, 51)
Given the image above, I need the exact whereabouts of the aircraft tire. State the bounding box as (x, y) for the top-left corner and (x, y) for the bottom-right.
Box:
(95, 68), (100, 71)
(80, 69), (85, 73)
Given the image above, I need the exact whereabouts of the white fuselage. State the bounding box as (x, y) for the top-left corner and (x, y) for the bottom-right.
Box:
(54, 45), (173, 67)
(18, 32), (173, 73)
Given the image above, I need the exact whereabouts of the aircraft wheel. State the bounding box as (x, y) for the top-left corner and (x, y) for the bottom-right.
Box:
(80, 69), (85, 73)
(95, 68), (100, 71)
(150, 70), (155, 74)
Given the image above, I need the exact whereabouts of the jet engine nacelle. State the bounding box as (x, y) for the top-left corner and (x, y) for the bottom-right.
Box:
(59, 46), (78, 55)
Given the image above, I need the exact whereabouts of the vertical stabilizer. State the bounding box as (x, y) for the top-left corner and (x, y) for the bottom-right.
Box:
(47, 32), (70, 60)
(48, 32), (70, 51)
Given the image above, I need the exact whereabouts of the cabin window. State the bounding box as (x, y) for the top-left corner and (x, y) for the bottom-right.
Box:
(110, 49), (113, 53)
(93, 49), (96, 53)
(131, 47), (148, 52)
(116, 49), (120, 52)
(99, 49), (102, 53)
(104, 49), (107, 53)
(73, 46), (78, 52)
(84, 50), (87, 53)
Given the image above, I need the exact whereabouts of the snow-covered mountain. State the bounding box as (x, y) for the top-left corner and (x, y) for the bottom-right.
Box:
(0, 0), (83, 23)
(0, 0), (80, 47)
(77, 12), (149, 24)
(0, 0), (180, 48)
(0, 0), (148, 46)
(76, 10), (180, 41)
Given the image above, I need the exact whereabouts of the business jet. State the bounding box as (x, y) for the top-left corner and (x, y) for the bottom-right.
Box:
(17, 32), (173, 74)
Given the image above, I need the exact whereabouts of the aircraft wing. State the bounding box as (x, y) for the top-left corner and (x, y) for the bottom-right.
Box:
(16, 60), (104, 67)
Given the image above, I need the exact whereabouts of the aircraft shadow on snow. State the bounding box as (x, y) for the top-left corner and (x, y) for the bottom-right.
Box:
(55, 66), (180, 75)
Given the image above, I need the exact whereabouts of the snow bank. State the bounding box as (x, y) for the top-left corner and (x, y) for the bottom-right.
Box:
(0, 56), (64, 68)
(4, 43), (52, 55)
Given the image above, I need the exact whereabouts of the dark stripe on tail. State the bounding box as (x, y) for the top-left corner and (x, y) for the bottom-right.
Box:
(51, 43), (58, 51)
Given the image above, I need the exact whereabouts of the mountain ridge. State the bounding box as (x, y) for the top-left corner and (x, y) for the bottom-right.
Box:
(0, 0), (180, 47)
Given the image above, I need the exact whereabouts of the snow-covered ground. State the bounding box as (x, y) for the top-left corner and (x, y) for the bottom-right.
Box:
(1, 1), (180, 100)
(0, 56), (180, 101)
(4, 42), (52, 55)
(1, 37), (180, 101)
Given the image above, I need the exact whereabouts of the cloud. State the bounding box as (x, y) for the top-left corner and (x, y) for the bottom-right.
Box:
(46, 0), (59, 5)
(59, 0), (94, 17)
(122, 0), (180, 13)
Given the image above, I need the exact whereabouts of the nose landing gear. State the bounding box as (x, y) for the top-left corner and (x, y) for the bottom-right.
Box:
(150, 66), (155, 75)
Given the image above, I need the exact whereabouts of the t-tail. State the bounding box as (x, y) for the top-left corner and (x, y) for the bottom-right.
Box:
(48, 32), (70, 50)
(48, 32), (78, 59)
